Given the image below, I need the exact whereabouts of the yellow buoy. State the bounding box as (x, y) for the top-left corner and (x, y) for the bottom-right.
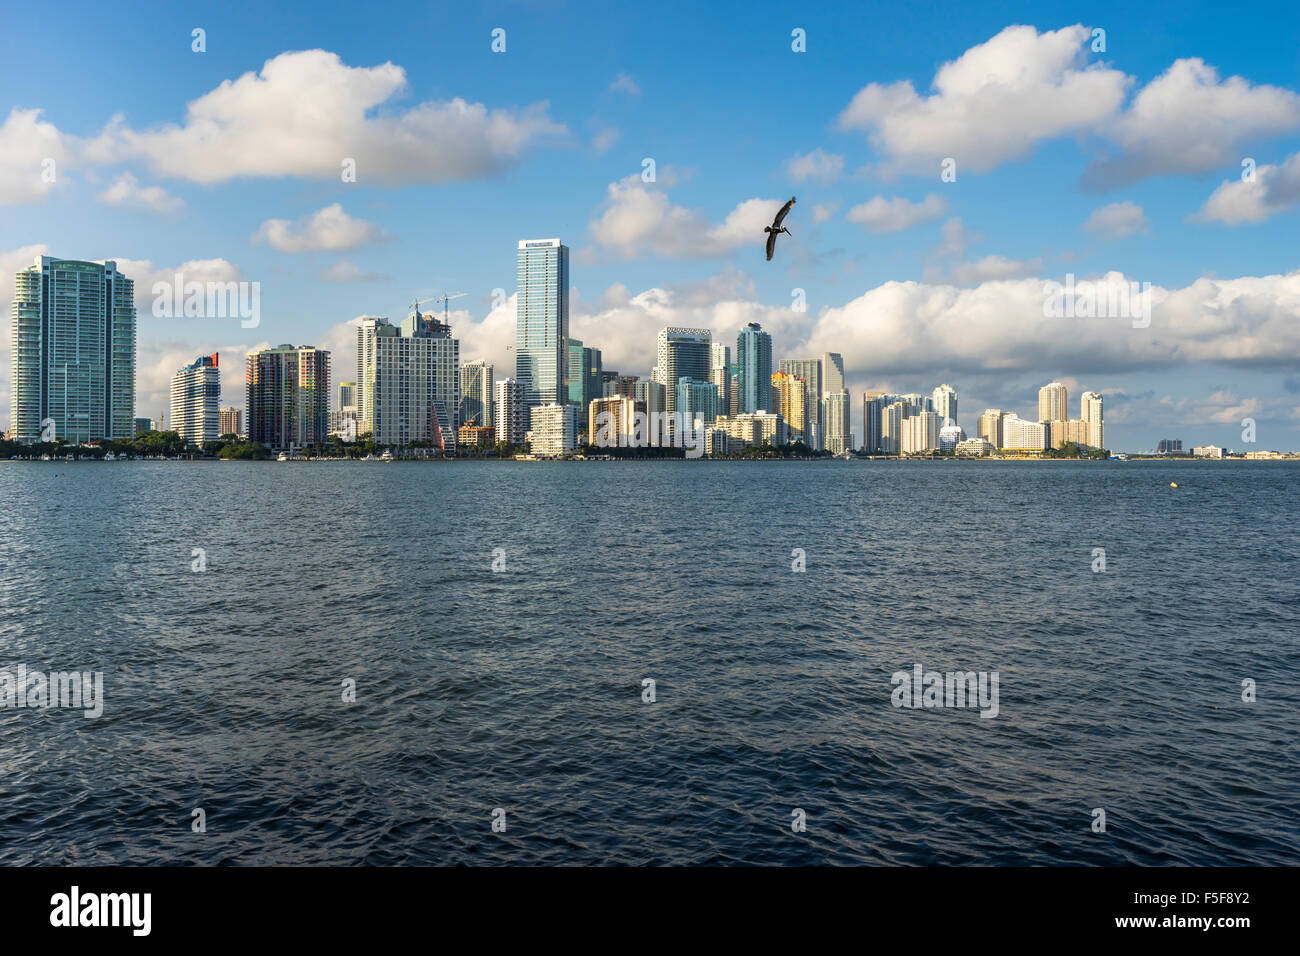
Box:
(1170, 482), (1179, 488)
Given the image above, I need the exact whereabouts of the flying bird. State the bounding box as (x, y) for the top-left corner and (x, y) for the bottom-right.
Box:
(765, 197), (796, 261)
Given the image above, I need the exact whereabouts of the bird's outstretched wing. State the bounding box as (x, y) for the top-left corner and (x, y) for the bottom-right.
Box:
(765, 230), (777, 261)
(773, 197), (796, 227)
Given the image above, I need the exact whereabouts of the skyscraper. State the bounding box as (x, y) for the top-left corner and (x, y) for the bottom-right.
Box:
(566, 337), (586, 407)
(978, 409), (1005, 448)
(515, 238), (569, 409)
(771, 371), (807, 444)
(246, 345), (330, 451)
(677, 377), (720, 426)
(338, 381), (356, 411)
(710, 344), (731, 413)
(357, 312), (460, 451)
(218, 406), (242, 437)
(1038, 382), (1067, 423)
(10, 256), (135, 444)
(494, 377), (527, 445)
(654, 327), (712, 416)
(823, 390), (850, 454)
(1081, 391), (1104, 450)
(863, 391), (891, 454)
(932, 383), (958, 424)
(460, 360), (494, 428)
(736, 323), (772, 414)
(170, 353), (220, 446)
(780, 358), (822, 449)
(584, 346), (602, 409)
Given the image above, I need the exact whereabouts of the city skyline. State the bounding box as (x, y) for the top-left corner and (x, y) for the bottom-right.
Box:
(4, 2), (1300, 452)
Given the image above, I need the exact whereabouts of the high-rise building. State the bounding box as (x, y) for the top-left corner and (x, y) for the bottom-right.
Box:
(357, 313), (459, 451)
(10, 256), (136, 444)
(736, 323), (772, 414)
(771, 371), (807, 444)
(246, 344), (330, 451)
(495, 377), (527, 445)
(823, 390), (850, 454)
(1049, 418), (1090, 449)
(134, 417), (154, 436)
(515, 238), (569, 409)
(978, 409), (1005, 448)
(654, 327), (711, 415)
(460, 360), (494, 427)
(1081, 391), (1104, 450)
(1157, 438), (1183, 455)
(529, 403), (579, 456)
(932, 384), (958, 425)
(218, 406), (242, 437)
(170, 353), (220, 446)
(608, 374), (638, 398)
(566, 337), (586, 407)
(1038, 382), (1067, 423)
(589, 395), (637, 448)
(1003, 415), (1048, 451)
(862, 390), (892, 454)
(900, 410), (940, 454)
(822, 353), (846, 450)
(338, 381), (357, 411)
(677, 377), (720, 426)
(881, 400), (909, 454)
(634, 379), (666, 418)
(780, 358), (822, 449)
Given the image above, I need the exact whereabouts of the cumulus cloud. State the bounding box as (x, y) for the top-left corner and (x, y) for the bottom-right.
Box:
(948, 255), (1043, 285)
(254, 204), (380, 253)
(787, 148), (844, 184)
(845, 194), (947, 233)
(587, 175), (785, 260)
(96, 172), (184, 215)
(320, 261), (388, 283)
(1192, 151), (1300, 225)
(592, 126), (620, 154)
(609, 73), (641, 96)
(92, 49), (564, 185)
(1083, 200), (1149, 238)
(0, 109), (67, 204)
(836, 25), (1128, 176)
(812, 201), (841, 223)
(1084, 59), (1300, 187)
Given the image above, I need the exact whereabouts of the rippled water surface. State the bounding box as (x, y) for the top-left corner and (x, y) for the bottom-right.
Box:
(0, 459), (1296, 865)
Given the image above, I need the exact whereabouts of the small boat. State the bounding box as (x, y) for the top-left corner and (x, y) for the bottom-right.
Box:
(379, 449), (394, 462)
(103, 452), (116, 461)
(277, 451), (290, 462)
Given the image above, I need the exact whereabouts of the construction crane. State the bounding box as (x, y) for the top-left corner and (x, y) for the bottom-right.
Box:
(434, 292), (467, 324)
(408, 295), (439, 318)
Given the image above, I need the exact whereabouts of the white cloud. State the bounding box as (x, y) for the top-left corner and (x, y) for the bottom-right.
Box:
(254, 204), (379, 253)
(812, 201), (841, 223)
(609, 73), (641, 96)
(1083, 200), (1149, 238)
(948, 255), (1043, 285)
(930, 217), (982, 259)
(845, 194), (947, 233)
(320, 261), (387, 283)
(836, 25), (1128, 176)
(0, 109), (67, 205)
(592, 126), (620, 154)
(787, 149), (844, 184)
(1192, 151), (1300, 225)
(587, 175), (785, 260)
(95, 49), (563, 185)
(1085, 59), (1300, 186)
(96, 172), (185, 215)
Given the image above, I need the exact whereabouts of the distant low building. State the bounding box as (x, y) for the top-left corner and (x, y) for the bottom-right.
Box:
(1157, 438), (1183, 454)
(457, 424), (495, 448)
(134, 417), (155, 436)
(1002, 415), (1047, 451)
(955, 437), (995, 457)
(1193, 444), (1225, 458)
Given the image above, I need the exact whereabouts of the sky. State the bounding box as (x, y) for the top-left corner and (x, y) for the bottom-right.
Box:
(2, 0), (1299, 453)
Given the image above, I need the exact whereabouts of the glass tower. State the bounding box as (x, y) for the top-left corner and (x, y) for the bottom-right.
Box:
(516, 239), (569, 410)
(10, 257), (136, 444)
(736, 322), (772, 414)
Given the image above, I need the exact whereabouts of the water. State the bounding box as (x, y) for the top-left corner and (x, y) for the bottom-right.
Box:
(0, 459), (1296, 865)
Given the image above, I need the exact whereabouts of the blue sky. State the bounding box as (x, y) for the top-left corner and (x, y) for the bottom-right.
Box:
(3, 0), (1299, 451)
